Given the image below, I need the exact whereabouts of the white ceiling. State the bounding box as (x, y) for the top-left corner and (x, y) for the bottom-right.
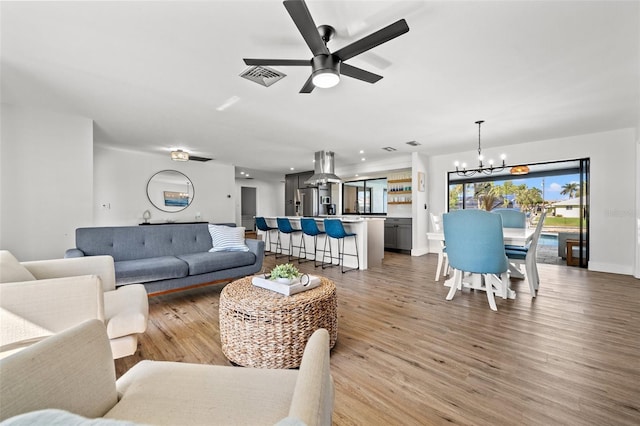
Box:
(1, 1), (638, 177)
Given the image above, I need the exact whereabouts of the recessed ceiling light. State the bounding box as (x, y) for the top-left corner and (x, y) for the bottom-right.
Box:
(359, 150), (364, 154)
(361, 158), (366, 161)
(290, 167), (295, 170)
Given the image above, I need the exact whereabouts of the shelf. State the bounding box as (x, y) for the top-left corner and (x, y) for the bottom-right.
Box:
(388, 179), (412, 183)
(389, 190), (411, 194)
(388, 201), (412, 205)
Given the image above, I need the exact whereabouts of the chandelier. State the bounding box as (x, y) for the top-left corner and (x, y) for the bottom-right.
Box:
(454, 120), (506, 177)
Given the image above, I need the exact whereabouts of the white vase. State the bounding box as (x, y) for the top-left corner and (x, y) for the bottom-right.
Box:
(276, 277), (294, 285)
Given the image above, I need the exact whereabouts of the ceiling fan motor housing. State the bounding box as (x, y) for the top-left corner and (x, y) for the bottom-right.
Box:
(312, 55), (340, 75)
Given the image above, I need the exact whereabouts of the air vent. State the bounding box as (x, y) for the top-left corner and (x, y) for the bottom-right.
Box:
(382, 147), (397, 152)
(240, 66), (286, 87)
(189, 155), (213, 162)
(406, 141), (421, 146)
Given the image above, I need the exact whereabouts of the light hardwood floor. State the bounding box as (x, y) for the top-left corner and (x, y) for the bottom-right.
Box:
(115, 252), (640, 425)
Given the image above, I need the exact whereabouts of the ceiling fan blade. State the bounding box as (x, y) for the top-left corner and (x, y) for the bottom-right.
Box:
(283, 0), (330, 56)
(244, 58), (310, 66)
(333, 19), (409, 62)
(299, 74), (315, 93)
(340, 63), (383, 84)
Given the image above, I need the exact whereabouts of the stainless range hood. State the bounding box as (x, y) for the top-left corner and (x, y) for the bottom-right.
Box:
(304, 151), (342, 186)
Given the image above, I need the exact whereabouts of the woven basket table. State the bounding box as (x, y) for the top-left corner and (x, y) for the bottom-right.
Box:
(219, 275), (337, 369)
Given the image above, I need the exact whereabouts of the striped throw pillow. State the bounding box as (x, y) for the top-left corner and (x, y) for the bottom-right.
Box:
(208, 224), (249, 252)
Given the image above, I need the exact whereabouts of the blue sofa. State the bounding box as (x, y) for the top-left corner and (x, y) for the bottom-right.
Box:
(65, 223), (264, 295)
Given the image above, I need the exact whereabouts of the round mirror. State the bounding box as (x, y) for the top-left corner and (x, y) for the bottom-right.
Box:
(146, 170), (194, 213)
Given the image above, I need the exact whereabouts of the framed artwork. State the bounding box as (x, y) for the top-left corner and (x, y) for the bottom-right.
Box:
(418, 172), (425, 192)
(163, 191), (189, 207)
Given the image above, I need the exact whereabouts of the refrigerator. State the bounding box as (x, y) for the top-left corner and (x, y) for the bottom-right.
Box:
(296, 187), (319, 217)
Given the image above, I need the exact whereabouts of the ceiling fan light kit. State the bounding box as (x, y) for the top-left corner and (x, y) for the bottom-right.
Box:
(243, 0), (409, 93)
(311, 55), (340, 88)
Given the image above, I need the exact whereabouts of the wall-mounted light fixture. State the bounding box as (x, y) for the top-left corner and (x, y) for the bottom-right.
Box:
(171, 150), (189, 161)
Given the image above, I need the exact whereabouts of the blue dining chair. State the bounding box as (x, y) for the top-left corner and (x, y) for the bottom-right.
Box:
(443, 209), (510, 311)
(505, 212), (547, 297)
(255, 217), (278, 255)
(322, 219), (359, 273)
(275, 217), (303, 262)
(493, 208), (527, 251)
(300, 217), (327, 267)
(493, 208), (526, 228)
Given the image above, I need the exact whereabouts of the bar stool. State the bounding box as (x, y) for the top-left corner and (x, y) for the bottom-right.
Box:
(322, 218), (359, 273)
(255, 217), (278, 256)
(276, 217), (304, 262)
(300, 218), (328, 267)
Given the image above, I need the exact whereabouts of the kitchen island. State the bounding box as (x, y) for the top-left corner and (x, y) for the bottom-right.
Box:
(257, 216), (384, 270)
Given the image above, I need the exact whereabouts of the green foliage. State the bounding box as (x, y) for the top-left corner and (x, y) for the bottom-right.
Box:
(270, 263), (301, 280)
(560, 182), (580, 198)
(449, 184), (463, 210)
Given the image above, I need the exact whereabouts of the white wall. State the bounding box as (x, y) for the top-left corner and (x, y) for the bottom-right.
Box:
(411, 152), (429, 256)
(0, 104), (93, 260)
(427, 128), (638, 276)
(94, 145), (237, 225)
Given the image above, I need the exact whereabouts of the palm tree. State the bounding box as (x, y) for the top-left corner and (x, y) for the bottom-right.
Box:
(475, 183), (503, 211)
(560, 182), (580, 199)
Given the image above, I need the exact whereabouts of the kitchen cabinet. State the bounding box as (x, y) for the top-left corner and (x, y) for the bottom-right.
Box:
(384, 218), (412, 251)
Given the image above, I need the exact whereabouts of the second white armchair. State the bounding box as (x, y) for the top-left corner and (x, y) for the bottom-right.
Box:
(0, 250), (148, 359)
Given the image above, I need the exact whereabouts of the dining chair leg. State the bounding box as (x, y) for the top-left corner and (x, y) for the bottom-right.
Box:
(483, 274), (498, 311)
(525, 255), (537, 297)
(435, 252), (444, 281)
(446, 269), (462, 301)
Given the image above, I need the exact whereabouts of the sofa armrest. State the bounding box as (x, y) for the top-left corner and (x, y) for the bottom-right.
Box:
(22, 255), (117, 292)
(0, 320), (118, 421)
(288, 329), (334, 426)
(65, 248), (86, 258)
(246, 238), (265, 262)
(0, 275), (105, 340)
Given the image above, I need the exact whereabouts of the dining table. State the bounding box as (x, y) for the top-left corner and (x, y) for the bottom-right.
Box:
(426, 227), (536, 298)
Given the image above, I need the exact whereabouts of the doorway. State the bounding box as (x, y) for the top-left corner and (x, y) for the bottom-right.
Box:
(241, 187), (256, 231)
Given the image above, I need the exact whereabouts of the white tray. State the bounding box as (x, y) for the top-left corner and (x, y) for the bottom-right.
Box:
(251, 274), (321, 296)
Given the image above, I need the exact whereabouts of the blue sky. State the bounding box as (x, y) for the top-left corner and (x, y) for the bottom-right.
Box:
(502, 174), (580, 202)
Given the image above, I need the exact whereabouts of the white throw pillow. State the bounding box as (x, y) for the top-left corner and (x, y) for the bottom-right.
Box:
(0, 409), (146, 425)
(0, 251), (36, 283)
(208, 225), (249, 252)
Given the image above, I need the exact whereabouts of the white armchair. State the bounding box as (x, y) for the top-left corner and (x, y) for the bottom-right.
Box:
(0, 250), (148, 359)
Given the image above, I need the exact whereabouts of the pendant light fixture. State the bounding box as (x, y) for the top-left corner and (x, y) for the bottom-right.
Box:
(510, 165), (530, 175)
(454, 120), (506, 177)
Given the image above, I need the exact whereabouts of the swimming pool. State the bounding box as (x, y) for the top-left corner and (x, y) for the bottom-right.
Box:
(539, 233), (558, 247)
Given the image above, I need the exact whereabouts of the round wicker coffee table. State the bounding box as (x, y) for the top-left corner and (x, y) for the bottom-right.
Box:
(219, 275), (337, 369)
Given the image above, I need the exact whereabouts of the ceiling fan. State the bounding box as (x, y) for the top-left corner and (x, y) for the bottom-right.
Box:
(243, 0), (410, 93)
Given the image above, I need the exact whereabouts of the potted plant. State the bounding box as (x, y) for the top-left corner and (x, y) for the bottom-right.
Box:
(269, 263), (301, 284)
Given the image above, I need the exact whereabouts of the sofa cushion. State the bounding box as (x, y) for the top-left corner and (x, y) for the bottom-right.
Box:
(0, 251), (35, 283)
(208, 224), (249, 252)
(106, 360), (298, 425)
(114, 257), (188, 285)
(176, 251), (257, 276)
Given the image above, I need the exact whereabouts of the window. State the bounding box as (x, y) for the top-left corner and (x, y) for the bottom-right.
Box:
(342, 178), (387, 215)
